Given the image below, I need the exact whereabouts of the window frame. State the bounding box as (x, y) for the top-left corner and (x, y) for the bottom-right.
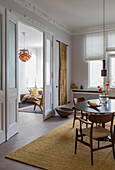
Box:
(88, 60), (103, 89)
(108, 54), (115, 89)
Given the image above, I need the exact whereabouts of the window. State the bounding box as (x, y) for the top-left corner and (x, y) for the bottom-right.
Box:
(88, 60), (103, 88)
(110, 57), (115, 87)
(85, 32), (103, 60)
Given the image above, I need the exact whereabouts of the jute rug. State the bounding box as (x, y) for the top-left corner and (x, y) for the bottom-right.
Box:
(6, 120), (115, 170)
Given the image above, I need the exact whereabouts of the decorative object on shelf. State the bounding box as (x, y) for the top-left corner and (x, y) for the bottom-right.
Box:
(71, 83), (75, 89)
(19, 32), (32, 62)
(97, 83), (111, 103)
(80, 85), (83, 89)
(71, 83), (78, 89)
(101, 0), (107, 77)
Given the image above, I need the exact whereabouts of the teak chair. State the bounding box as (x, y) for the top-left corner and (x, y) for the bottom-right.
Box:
(34, 94), (43, 112)
(75, 113), (115, 165)
(73, 97), (88, 128)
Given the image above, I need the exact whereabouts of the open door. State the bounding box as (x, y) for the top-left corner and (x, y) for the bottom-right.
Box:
(5, 10), (19, 140)
(0, 5), (5, 144)
(43, 32), (54, 120)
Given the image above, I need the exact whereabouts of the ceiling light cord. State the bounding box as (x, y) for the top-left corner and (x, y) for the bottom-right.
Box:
(103, 0), (106, 59)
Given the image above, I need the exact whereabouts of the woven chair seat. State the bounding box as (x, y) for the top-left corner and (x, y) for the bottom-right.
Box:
(82, 126), (111, 139)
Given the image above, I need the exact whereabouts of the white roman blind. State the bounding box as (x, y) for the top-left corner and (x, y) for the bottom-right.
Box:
(107, 31), (115, 52)
(85, 32), (103, 60)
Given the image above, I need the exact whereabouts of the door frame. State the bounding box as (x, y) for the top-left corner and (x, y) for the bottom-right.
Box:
(43, 32), (55, 120)
(0, 5), (5, 144)
(12, 10), (55, 118)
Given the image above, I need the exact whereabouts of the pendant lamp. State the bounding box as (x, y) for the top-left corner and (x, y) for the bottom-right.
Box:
(19, 32), (31, 62)
(101, 0), (107, 77)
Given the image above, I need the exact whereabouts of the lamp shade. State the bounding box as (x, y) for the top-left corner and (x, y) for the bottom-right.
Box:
(19, 49), (31, 62)
(19, 32), (32, 62)
(101, 59), (107, 77)
(101, 69), (107, 77)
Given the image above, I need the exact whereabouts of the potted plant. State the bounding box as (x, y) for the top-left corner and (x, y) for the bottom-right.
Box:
(97, 83), (111, 104)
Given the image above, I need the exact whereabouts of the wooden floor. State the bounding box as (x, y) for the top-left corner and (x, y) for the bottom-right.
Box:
(0, 112), (73, 170)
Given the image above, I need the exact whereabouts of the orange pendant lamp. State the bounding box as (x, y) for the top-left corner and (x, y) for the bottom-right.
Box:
(19, 32), (31, 62)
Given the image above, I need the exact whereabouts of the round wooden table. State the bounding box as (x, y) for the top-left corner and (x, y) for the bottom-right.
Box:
(76, 99), (115, 114)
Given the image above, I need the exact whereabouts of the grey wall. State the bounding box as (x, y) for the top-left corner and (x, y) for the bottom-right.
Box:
(71, 34), (88, 89)
(0, 0), (72, 107)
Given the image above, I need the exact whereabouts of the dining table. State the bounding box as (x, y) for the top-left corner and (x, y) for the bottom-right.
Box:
(76, 99), (115, 114)
(75, 98), (115, 133)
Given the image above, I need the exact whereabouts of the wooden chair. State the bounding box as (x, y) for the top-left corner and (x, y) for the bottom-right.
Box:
(34, 94), (43, 112)
(75, 113), (115, 165)
(73, 97), (88, 128)
(109, 97), (115, 99)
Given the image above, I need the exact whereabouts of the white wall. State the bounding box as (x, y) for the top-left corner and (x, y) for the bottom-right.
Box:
(0, 0), (72, 107)
(72, 34), (88, 89)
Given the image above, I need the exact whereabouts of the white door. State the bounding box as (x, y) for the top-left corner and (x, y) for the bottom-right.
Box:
(0, 5), (5, 144)
(43, 32), (54, 120)
(6, 10), (19, 140)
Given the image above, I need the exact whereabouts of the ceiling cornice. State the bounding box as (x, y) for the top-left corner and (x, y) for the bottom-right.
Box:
(72, 23), (115, 35)
(14, 0), (115, 36)
(14, 0), (72, 35)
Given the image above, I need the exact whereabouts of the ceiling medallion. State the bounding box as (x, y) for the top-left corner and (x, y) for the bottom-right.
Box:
(19, 32), (32, 62)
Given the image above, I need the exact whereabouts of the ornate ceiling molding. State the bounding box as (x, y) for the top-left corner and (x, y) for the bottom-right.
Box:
(12, 10), (53, 34)
(14, 0), (115, 35)
(14, 0), (72, 35)
(72, 23), (115, 35)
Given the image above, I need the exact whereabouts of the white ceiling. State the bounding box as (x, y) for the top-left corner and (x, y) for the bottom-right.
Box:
(31, 0), (115, 32)
(19, 22), (43, 49)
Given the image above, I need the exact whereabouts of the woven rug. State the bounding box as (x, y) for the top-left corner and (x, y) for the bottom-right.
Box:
(18, 106), (43, 114)
(18, 102), (34, 108)
(6, 120), (115, 170)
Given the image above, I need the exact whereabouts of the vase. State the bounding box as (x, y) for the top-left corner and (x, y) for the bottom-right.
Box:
(99, 94), (109, 104)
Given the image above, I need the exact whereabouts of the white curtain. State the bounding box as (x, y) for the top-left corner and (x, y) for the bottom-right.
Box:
(85, 32), (103, 60)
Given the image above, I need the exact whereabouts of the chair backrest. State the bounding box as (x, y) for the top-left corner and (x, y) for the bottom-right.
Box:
(89, 113), (113, 124)
(109, 97), (115, 99)
(73, 97), (85, 106)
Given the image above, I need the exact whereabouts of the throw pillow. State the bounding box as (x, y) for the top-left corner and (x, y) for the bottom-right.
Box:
(30, 88), (38, 95)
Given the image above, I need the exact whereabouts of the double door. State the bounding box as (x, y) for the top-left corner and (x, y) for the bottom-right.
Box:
(0, 7), (18, 143)
(0, 6), (54, 144)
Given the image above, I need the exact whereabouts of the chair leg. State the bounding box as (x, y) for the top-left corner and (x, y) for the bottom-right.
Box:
(39, 106), (43, 112)
(90, 138), (93, 165)
(73, 111), (76, 128)
(98, 140), (99, 149)
(112, 125), (115, 158)
(86, 114), (88, 128)
(80, 121), (83, 141)
(75, 129), (78, 154)
(34, 104), (36, 111)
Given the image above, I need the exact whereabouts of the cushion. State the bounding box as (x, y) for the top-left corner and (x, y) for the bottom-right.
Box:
(30, 89), (38, 95)
(26, 97), (39, 103)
